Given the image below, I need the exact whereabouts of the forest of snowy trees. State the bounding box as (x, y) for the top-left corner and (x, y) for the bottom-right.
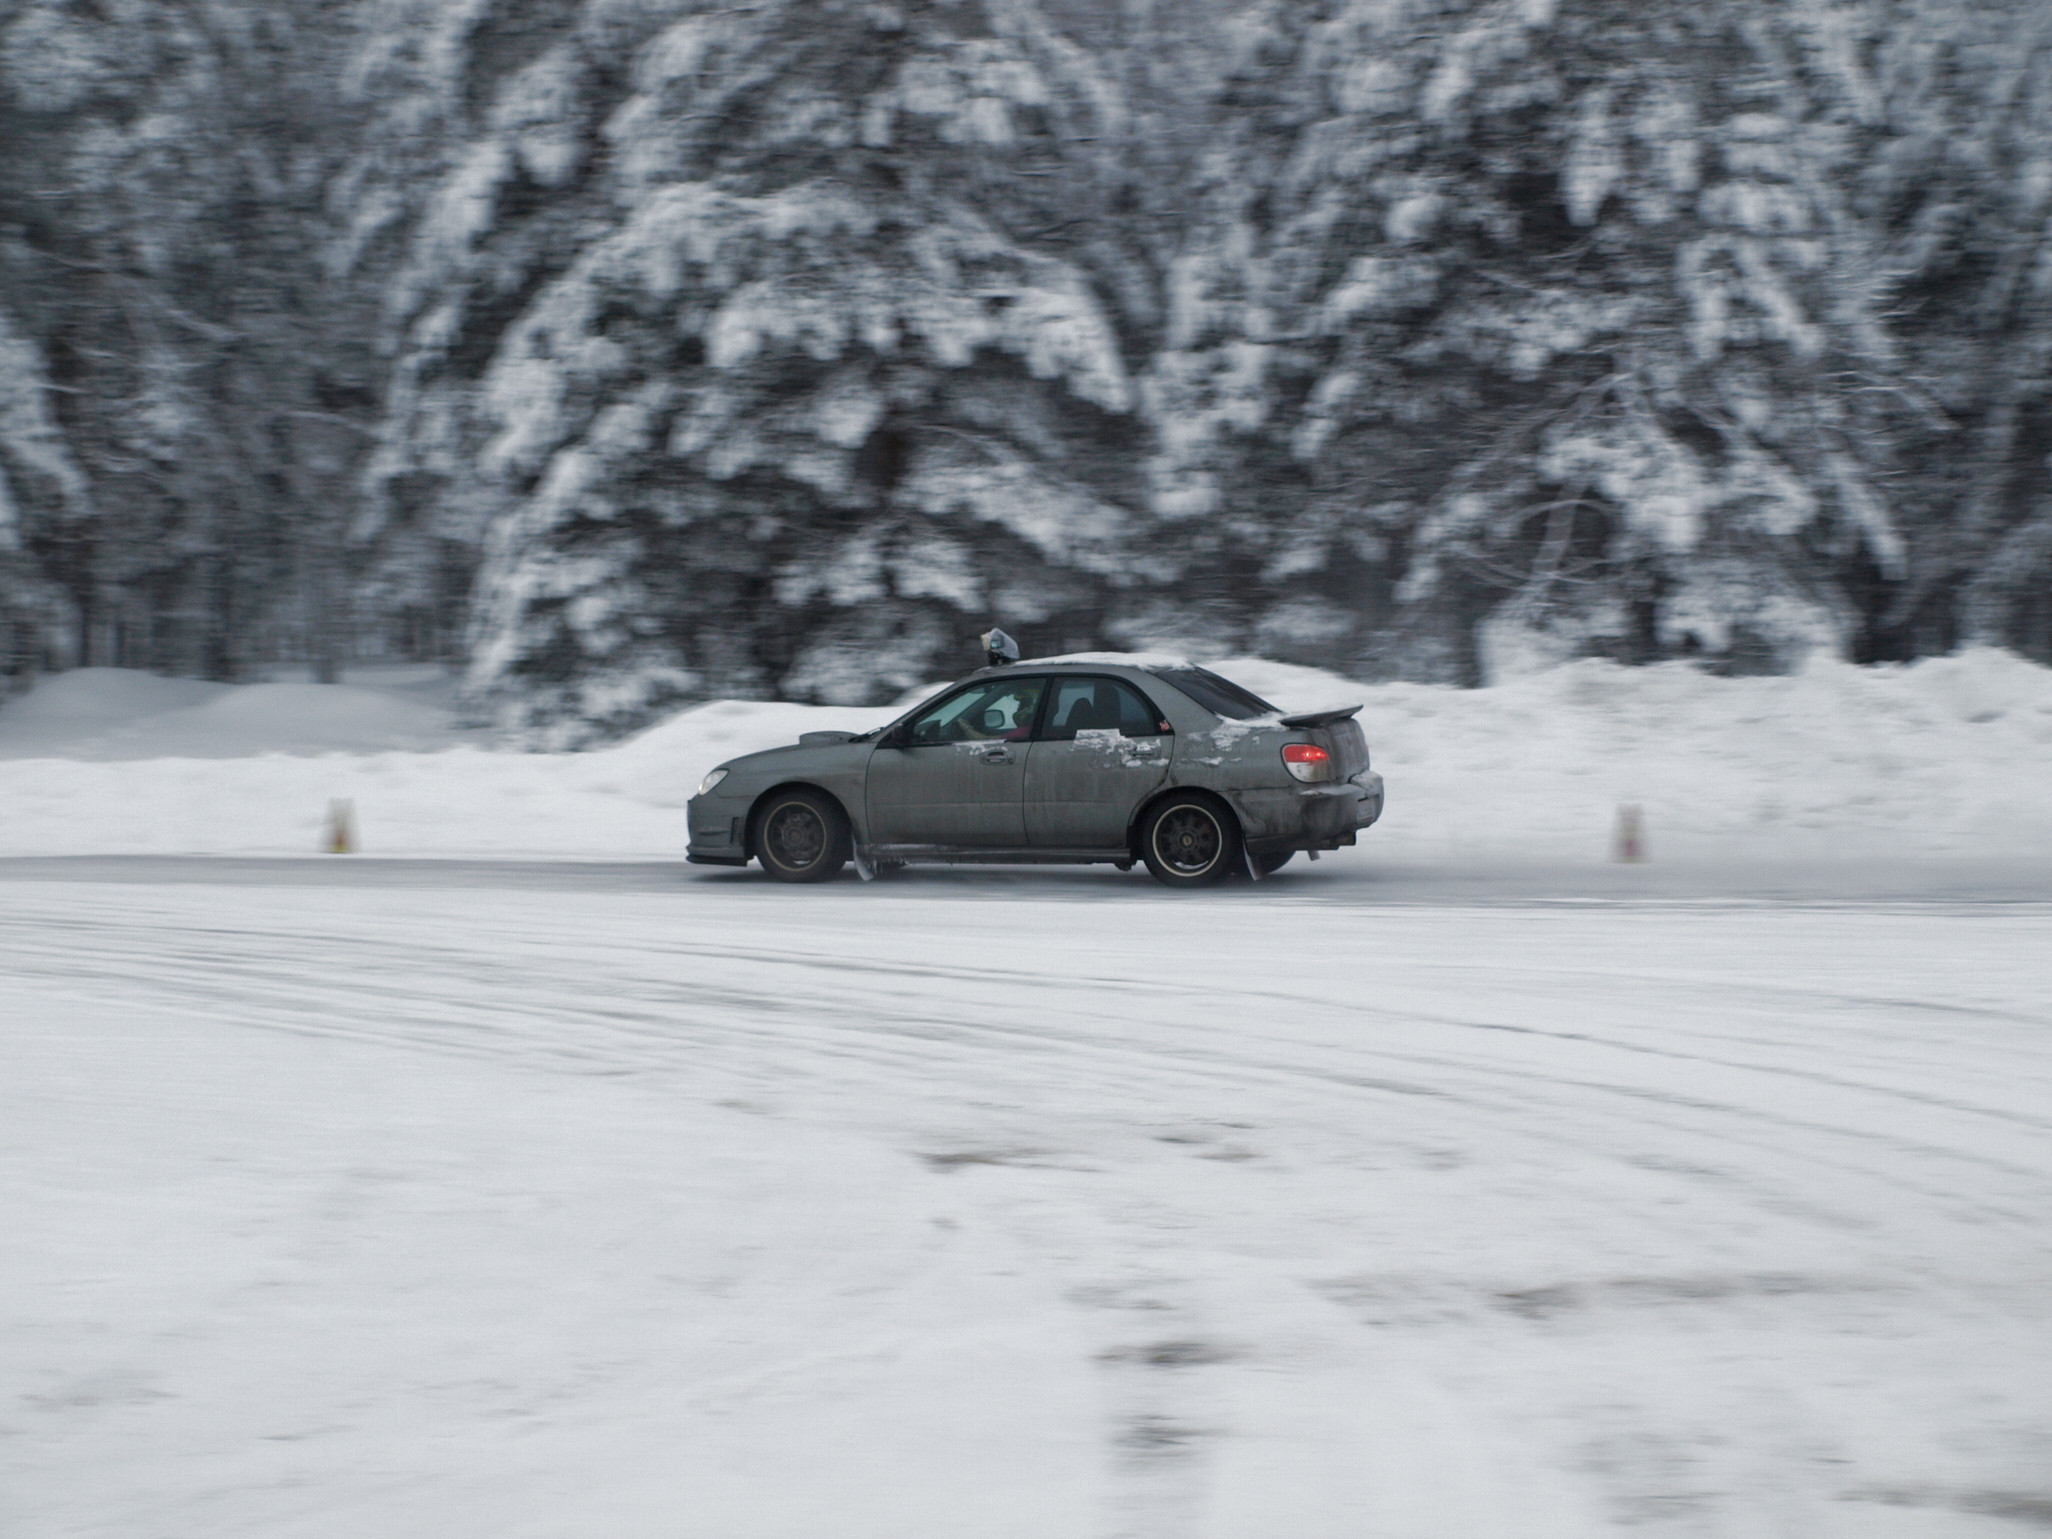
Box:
(2, 0), (2049, 739)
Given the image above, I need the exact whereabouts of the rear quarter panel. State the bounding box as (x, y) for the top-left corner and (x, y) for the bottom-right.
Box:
(1168, 717), (1305, 841)
(1165, 709), (1368, 847)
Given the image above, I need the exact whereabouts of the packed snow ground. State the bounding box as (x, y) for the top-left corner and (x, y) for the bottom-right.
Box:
(4, 872), (2049, 1538)
(1, 648), (2049, 867)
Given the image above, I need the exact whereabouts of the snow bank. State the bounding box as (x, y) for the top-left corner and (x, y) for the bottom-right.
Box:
(1218, 647), (2052, 862)
(0, 665), (477, 759)
(1, 650), (2048, 861)
(0, 684), (900, 857)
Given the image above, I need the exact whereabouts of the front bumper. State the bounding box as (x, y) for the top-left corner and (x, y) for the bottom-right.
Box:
(686, 796), (750, 865)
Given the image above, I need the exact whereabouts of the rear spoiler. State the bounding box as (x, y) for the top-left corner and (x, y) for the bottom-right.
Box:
(1278, 704), (1362, 729)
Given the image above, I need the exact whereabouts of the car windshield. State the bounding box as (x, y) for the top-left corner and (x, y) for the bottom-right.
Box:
(1150, 667), (1278, 721)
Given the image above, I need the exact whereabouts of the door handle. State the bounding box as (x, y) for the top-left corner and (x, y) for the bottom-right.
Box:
(981, 747), (1011, 764)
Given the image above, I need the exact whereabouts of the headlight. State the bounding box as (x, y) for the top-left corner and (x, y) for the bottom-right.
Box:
(695, 768), (729, 798)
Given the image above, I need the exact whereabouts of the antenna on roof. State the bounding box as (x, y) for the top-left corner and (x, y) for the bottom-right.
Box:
(979, 627), (1020, 667)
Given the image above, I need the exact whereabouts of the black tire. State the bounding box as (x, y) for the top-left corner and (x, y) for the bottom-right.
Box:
(1140, 793), (1241, 888)
(752, 788), (850, 883)
(1253, 849), (1295, 877)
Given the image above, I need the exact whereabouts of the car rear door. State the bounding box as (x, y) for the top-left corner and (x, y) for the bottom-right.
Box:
(1023, 676), (1172, 848)
(866, 676), (1048, 847)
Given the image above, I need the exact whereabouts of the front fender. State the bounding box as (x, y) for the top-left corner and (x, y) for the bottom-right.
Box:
(689, 742), (876, 860)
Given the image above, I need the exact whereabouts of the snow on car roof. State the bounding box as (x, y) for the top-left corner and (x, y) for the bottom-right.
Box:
(1020, 651), (1195, 668)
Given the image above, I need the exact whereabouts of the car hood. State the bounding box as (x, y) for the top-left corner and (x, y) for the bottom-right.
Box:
(717, 736), (866, 776)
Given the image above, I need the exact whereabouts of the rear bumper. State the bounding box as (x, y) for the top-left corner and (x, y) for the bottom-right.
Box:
(1352, 770), (1384, 829)
(1233, 770), (1384, 854)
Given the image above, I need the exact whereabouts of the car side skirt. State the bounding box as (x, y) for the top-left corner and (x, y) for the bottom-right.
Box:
(866, 845), (1131, 866)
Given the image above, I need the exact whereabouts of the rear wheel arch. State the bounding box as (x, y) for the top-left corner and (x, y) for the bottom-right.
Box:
(1132, 786), (1246, 888)
(1127, 785), (1245, 858)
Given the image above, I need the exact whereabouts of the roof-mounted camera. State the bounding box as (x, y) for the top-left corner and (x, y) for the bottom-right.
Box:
(979, 627), (1020, 668)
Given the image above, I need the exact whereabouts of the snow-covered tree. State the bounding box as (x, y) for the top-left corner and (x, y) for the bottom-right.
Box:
(0, 0), (379, 679)
(355, 0), (1151, 738)
(1853, 0), (2052, 663)
(0, 309), (85, 678)
(6, 0), (2051, 717)
(1195, 0), (1925, 681)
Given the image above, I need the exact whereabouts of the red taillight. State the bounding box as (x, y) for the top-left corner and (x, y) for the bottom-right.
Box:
(1282, 742), (1335, 783)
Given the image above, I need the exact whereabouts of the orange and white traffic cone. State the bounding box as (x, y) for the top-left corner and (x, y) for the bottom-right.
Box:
(325, 798), (355, 854)
(1613, 803), (1645, 863)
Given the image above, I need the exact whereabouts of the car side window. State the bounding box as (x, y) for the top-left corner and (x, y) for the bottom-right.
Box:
(906, 678), (1048, 744)
(1150, 666), (1278, 720)
(1044, 677), (1171, 741)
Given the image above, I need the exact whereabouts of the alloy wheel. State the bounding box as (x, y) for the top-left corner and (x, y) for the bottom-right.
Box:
(764, 801), (827, 869)
(1154, 805), (1223, 875)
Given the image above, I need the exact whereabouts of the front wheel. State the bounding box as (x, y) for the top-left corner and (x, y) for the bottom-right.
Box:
(1140, 794), (1241, 889)
(753, 789), (850, 883)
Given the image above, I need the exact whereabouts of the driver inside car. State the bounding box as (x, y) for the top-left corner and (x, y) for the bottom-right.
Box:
(981, 689), (1036, 738)
(911, 680), (1045, 743)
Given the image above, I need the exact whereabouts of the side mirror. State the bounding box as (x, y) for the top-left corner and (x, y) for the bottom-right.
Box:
(880, 722), (911, 750)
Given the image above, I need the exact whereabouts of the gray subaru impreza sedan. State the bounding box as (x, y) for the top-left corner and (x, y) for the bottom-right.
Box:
(685, 643), (1384, 888)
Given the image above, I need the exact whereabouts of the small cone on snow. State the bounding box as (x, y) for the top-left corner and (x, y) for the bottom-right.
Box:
(325, 798), (356, 855)
(1613, 803), (1646, 863)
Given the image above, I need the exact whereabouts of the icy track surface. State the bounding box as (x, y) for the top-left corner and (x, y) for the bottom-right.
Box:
(5, 864), (2050, 1538)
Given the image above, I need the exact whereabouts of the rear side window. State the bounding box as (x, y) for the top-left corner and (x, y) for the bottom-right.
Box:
(1044, 677), (1170, 739)
(1150, 667), (1278, 721)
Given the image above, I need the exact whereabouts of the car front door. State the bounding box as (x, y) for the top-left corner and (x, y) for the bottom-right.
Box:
(1024, 676), (1172, 848)
(866, 676), (1049, 847)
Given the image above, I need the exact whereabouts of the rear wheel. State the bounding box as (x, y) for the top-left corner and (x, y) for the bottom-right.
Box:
(1140, 794), (1241, 889)
(753, 789), (850, 883)
(1253, 849), (1295, 877)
